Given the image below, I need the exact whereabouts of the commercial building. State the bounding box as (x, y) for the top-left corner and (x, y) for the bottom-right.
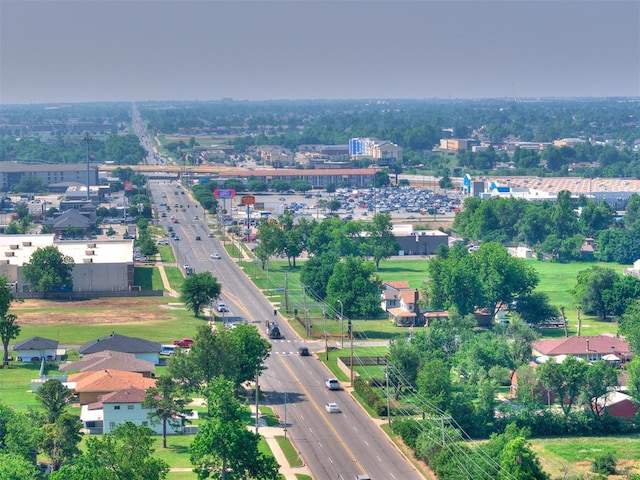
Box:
(0, 162), (99, 192)
(0, 234), (134, 295)
(349, 138), (403, 165)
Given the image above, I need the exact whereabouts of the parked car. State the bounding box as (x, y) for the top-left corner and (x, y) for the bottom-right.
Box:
(325, 402), (340, 413)
(173, 338), (194, 348)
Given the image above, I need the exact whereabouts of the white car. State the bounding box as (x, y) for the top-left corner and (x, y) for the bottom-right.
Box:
(325, 402), (340, 413)
(217, 302), (228, 313)
(210, 252), (221, 259)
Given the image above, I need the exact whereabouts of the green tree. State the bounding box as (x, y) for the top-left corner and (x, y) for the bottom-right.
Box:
(22, 246), (74, 296)
(41, 413), (83, 471)
(513, 292), (558, 326)
(180, 271), (222, 318)
(416, 358), (451, 411)
(0, 312), (19, 367)
(360, 213), (399, 267)
(5, 411), (43, 465)
(626, 356), (640, 404)
(373, 170), (390, 187)
(143, 375), (192, 449)
(388, 339), (420, 400)
(619, 301), (640, 353)
(14, 175), (47, 193)
(51, 422), (169, 480)
(499, 436), (549, 480)
(581, 360), (619, 419)
(538, 356), (588, 416)
(190, 377), (279, 480)
(36, 379), (73, 424)
(572, 266), (619, 320)
(0, 453), (40, 480)
(326, 256), (382, 318)
(299, 250), (339, 300)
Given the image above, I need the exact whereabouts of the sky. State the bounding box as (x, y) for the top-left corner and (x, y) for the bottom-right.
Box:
(1, 0), (639, 105)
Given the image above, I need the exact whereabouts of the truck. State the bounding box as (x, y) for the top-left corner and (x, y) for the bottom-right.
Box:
(265, 320), (282, 339)
(173, 338), (194, 348)
(325, 378), (341, 390)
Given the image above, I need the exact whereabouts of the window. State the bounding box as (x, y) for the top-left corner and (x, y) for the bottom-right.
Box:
(127, 405), (134, 410)
(141, 421), (148, 426)
(109, 421), (116, 430)
(114, 405), (120, 410)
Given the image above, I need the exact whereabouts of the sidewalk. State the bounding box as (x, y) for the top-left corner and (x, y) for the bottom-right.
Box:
(254, 420), (313, 480)
(156, 261), (179, 297)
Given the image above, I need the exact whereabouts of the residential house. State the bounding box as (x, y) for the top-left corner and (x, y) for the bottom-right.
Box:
(67, 369), (157, 404)
(509, 361), (556, 405)
(59, 350), (155, 377)
(79, 333), (162, 365)
(382, 284), (423, 327)
(42, 208), (94, 237)
(81, 387), (184, 435)
(592, 391), (639, 419)
(531, 335), (632, 363)
(12, 336), (62, 362)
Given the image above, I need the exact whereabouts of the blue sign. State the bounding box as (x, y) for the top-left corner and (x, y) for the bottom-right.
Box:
(214, 189), (235, 199)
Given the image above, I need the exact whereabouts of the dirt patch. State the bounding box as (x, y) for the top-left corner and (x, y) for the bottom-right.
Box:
(11, 297), (175, 326)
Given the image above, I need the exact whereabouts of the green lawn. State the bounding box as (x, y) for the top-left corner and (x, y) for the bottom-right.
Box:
(134, 266), (164, 291)
(0, 362), (44, 409)
(158, 245), (176, 263)
(164, 266), (185, 291)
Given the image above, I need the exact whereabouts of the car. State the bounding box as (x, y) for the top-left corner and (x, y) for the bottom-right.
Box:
(173, 338), (194, 348)
(325, 402), (340, 413)
(207, 232), (214, 238)
(210, 252), (221, 259)
(297, 346), (310, 356)
(195, 236), (201, 241)
(157, 239), (169, 245)
(194, 215), (199, 220)
(217, 302), (228, 312)
(355, 476), (372, 480)
(167, 226), (174, 232)
(325, 378), (341, 390)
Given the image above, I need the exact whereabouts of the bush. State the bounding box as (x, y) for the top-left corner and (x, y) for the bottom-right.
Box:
(591, 452), (617, 475)
(353, 378), (388, 416)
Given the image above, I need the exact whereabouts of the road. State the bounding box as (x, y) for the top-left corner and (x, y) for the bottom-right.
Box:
(150, 180), (425, 480)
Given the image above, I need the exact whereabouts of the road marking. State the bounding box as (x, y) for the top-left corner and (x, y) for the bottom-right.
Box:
(276, 353), (363, 474)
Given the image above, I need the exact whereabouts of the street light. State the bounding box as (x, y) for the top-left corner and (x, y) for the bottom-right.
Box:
(337, 299), (344, 349)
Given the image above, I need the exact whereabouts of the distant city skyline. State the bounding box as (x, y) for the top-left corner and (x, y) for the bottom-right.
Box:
(1, 0), (639, 105)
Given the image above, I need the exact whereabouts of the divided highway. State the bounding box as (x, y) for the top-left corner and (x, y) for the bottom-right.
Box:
(150, 180), (425, 480)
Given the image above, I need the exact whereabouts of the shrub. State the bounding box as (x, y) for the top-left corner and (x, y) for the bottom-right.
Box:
(591, 452), (617, 475)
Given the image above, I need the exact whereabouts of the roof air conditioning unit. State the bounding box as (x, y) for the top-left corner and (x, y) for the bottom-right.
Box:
(4, 252), (14, 257)
(22, 241), (32, 247)
(83, 258), (93, 263)
(85, 250), (95, 256)
(9, 244), (19, 250)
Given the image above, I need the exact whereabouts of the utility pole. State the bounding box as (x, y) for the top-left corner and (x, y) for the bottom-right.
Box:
(337, 299), (344, 349)
(349, 319), (354, 387)
(386, 359), (391, 427)
(303, 285), (309, 338)
(284, 273), (289, 314)
(255, 370), (260, 434)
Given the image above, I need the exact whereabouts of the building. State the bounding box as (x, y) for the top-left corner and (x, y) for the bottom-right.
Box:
(439, 138), (480, 152)
(59, 350), (155, 377)
(0, 162), (99, 193)
(81, 387), (192, 435)
(531, 335), (632, 363)
(79, 333), (162, 365)
(12, 336), (62, 362)
(392, 224), (449, 256)
(68, 369), (157, 405)
(0, 234), (135, 295)
(349, 138), (403, 165)
(216, 168), (379, 189)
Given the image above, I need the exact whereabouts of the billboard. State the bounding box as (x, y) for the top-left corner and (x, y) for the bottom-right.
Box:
(240, 195), (256, 205)
(214, 189), (235, 199)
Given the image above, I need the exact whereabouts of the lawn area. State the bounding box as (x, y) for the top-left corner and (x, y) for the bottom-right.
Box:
(134, 266), (164, 291)
(529, 435), (640, 478)
(158, 245), (176, 263)
(0, 362), (44, 409)
(165, 266), (185, 291)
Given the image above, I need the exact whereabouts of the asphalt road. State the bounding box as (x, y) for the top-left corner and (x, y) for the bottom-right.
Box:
(149, 180), (425, 480)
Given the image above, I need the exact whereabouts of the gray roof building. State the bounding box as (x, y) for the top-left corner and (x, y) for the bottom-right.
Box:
(79, 333), (161, 356)
(13, 336), (59, 351)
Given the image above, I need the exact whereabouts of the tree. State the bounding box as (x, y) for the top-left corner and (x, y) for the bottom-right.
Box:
(513, 292), (558, 326)
(143, 375), (192, 449)
(0, 453), (40, 480)
(360, 213), (399, 267)
(180, 271), (222, 317)
(14, 175), (47, 194)
(36, 379), (73, 424)
(190, 377), (279, 480)
(537, 356), (588, 416)
(416, 358), (452, 411)
(620, 302), (640, 353)
(326, 256), (382, 318)
(373, 170), (390, 187)
(388, 339), (420, 400)
(51, 422), (169, 480)
(5, 410), (43, 465)
(581, 360), (619, 419)
(572, 266), (619, 320)
(499, 436), (549, 480)
(22, 246), (74, 296)
(299, 250), (339, 300)
(0, 313), (19, 367)
(41, 413), (83, 471)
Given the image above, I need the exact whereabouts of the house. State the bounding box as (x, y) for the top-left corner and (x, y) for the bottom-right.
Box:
(59, 350), (155, 377)
(531, 335), (632, 363)
(380, 281), (410, 311)
(42, 208), (94, 237)
(384, 288), (423, 327)
(67, 369), (157, 405)
(592, 391), (639, 419)
(79, 333), (162, 365)
(81, 387), (185, 435)
(509, 362), (556, 405)
(12, 336), (62, 362)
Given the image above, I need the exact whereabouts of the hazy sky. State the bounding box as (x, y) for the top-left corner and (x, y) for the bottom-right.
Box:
(1, 0), (639, 105)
